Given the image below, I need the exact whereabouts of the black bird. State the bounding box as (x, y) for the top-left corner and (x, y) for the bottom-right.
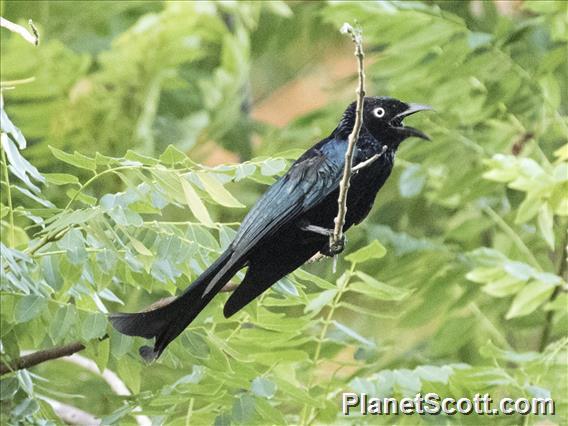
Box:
(110, 96), (431, 360)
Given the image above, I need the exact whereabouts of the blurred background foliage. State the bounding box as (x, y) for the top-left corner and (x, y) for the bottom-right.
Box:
(0, 1), (567, 425)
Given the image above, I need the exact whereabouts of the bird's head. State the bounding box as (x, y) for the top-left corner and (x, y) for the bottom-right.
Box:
(363, 97), (432, 145)
(339, 96), (433, 146)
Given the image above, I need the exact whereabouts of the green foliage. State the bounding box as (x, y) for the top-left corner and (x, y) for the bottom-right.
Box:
(1, 1), (567, 425)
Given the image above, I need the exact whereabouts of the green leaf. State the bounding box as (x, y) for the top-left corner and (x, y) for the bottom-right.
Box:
(545, 293), (567, 311)
(273, 278), (299, 297)
(101, 404), (134, 425)
(345, 240), (387, 264)
(12, 398), (39, 418)
(15, 295), (47, 323)
(254, 397), (286, 425)
(332, 320), (375, 348)
(0, 378), (19, 401)
(95, 337), (110, 373)
(66, 188), (97, 206)
(16, 370), (33, 395)
(465, 266), (505, 283)
(41, 255), (63, 291)
(179, 177), (214, 227)
(399, 163), (426, 198)
(49, 146), (96, 171)
(480, 340), (540, 363)
(125, 150), (159, 166)
(197, 172), (245, 208)
(109, 329), (133, 358)
(251, 377), (277, 399)
(81, 312), (107, 340)
(264, 1), (293, 17)
(506, 280), (555, 319)
(116, 357), (141, 393)
(537, 203), (555, 249)
(503, 261), (534, 281)
(515, 192), (542, 223)
(58, 228), (87, 265)
(481, 275), (525, 298)
(95, 152), (115, 167)
(43, 173), (80, 186)
(159, 145), (188, 165)
(234, 163), (256, 181)
(214, 413), (231, 426)
(293, 269), (336, 290)
(130, 237), (153, 256)
(304, 289), (336, 314)
(2, 135), (44, 191)
(539, 74), (561, 109)
(50, 305), (76, 343)
(261, 158), (286, 176)
(250, 350), (308, 364)
(106, 205), (143, 227)
(232, 394), (256, 424)
(468, 248), (507, 267)
(351, 272), (412, 301)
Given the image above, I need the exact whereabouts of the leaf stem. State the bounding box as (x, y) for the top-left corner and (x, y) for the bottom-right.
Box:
(1, 141), (15, 246)
(185, 398), (194, 426)
(469, 302), (513, 350)
(482, 206), (542, 271)
(539, 221), (567, 351)
(301, 267), (353, 425)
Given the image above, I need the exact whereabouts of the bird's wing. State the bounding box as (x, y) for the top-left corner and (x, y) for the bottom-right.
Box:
(201, 138), (347, 297)
(232, 138), (347, 256)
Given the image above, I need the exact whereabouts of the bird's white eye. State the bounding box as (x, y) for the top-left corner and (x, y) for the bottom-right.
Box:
(373, 107), (386, 118)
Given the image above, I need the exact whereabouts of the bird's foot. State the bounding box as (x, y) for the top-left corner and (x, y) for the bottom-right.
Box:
(322, 235), (346, 257)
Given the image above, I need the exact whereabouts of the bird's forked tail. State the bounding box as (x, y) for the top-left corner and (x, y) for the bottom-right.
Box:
(109, 249), (237, 361)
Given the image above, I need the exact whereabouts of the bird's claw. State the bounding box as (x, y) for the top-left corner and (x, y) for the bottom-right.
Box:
(322, 235), (346, 257)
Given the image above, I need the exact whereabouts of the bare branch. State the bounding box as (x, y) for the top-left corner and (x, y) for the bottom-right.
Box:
(0, 341), (86, 375)
(328, 24), (366, 256)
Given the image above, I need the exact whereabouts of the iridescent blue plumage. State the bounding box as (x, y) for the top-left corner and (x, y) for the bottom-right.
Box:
(110, 96), (432, 360)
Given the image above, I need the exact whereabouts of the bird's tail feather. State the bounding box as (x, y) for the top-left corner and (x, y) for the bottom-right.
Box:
(109, 249), (238, 361)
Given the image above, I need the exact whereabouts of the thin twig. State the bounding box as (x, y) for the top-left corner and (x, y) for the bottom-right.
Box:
(328, 24), (366, 256)
(351, 145), (387, 173)
(0, 17), (39, 46)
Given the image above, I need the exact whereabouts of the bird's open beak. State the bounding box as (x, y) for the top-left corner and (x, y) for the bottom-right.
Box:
(391, 103), (433, 141)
